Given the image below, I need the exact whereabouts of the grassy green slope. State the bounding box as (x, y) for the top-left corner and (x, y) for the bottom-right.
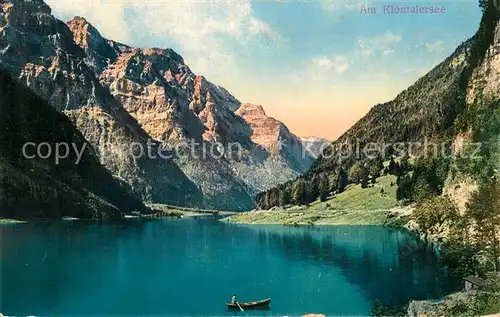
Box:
(228, 175), (402, 225)
(308, 175), (398, 211)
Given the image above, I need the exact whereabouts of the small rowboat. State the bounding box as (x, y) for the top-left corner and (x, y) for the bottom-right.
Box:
(226, 298), (271, 309)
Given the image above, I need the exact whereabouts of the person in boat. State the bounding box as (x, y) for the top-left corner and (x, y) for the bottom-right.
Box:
(231, 294), (237, 304)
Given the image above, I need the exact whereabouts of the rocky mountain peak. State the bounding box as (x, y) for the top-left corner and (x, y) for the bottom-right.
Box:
(1, 0), (319, 210)
(142, 47), (185, 66)
(235, 103), (291, 152)
(66, 16), (121, 74)
(67, 16), (102, 49)
(1, 0), (52, 29)
(4, 0), (51, 15)
(236, 103), (267, 117)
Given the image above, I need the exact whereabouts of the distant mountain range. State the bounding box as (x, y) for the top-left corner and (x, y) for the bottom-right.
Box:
(0, 0), (327, 215)
(299, 136), (331, 159)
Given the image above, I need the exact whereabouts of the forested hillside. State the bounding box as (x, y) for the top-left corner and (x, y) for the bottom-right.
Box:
(256, 0), (499, 211)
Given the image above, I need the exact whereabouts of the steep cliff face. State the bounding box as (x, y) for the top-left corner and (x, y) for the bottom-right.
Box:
(443, 13), (500, 210)
(0, 0), (316, 210)
(66, 16), (121, 75)
(64, 14), (315, 209)
(1, 2), (96, 111)
(235, 104), (287, 152)
(0, 0), (204, 207)
(466, 20), (500, 105)
(0, 68), (149, 219)
(65, 16), (244, 145)
(235, 103), (313, 172)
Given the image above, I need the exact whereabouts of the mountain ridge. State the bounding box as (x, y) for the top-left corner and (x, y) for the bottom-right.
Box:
(255, 2), (500, 210)
(0, 0), (206, 207)
(0, 0), (318, 212)
(0, 68), (151, 219)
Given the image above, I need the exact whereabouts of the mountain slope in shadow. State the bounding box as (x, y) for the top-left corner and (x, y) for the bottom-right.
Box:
(0, 69), (150, 219)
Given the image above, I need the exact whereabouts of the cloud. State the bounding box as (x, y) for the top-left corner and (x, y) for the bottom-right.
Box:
(284, 54), (349, 87)
(425, 39), (444, 53)
(356, 30), (402, 56)
(47, 0), (130, 43)
(319, 0), (365, 12)
(45, 0), (281, 77)
(310, 55), (350, 74)
(248, 17), (281, 40)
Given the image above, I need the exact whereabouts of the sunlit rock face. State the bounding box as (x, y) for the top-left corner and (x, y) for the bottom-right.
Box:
(466, 20), (500, 105)
(0, 68), (152, 220)
(0, 0), (318, 210)
(235, 103), (316, 172)
(0, 0), (203, 207)
(443, 19), (500, 212)
(66, 12), (319, 207)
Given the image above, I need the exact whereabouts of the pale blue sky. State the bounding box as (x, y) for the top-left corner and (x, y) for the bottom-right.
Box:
(47, 0), (482, 139)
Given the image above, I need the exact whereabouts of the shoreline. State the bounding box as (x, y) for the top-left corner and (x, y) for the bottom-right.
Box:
(3, 206), (495, 316)
(0, 209), (226, 224)
(0, 219), (28, 224)
(223, 206), (412, 227)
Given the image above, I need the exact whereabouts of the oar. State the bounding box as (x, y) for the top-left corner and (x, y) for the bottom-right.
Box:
(236, 302), (244, 312)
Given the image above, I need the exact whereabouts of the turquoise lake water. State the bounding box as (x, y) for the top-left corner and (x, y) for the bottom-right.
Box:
(0, 217), (460, 316)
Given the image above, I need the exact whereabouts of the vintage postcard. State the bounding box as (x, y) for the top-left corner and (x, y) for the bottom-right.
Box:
(0, 0), (499, 316)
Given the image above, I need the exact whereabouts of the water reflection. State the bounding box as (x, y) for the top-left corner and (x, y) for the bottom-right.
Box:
(248, 225), (461, 305)
(0, 218), (461, 316)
